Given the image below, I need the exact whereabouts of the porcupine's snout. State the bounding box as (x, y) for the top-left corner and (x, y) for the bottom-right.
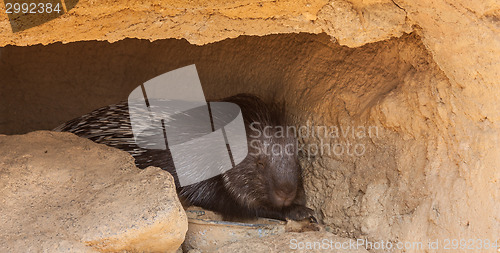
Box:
(270, 182), (297, 208)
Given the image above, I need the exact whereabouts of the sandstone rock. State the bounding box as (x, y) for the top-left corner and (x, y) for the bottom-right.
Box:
(0, 0), (409, 47)
(1, 0), (499, 251)
(0, 131), (187, 252)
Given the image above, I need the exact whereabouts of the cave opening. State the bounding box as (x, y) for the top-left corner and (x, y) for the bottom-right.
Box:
(0, 32), (441, 241)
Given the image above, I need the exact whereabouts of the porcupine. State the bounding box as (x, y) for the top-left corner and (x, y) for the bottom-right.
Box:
(53, 93), (314, 221)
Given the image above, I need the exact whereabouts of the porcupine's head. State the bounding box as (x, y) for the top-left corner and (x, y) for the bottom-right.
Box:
(219, 94), (302, 212)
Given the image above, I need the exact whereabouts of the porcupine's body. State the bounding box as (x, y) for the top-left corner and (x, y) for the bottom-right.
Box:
(54, 94), (314, 220)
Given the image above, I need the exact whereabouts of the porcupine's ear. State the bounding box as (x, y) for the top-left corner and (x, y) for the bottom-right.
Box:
(218, 93), (264, 125)
(266, 91), (288, 128)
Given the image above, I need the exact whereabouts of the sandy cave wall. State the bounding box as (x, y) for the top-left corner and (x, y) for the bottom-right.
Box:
(0, 0), (498, 94)
(0, 0), (499, 252)
(1, 33), (405, 134)
(1, 31), (499, 251)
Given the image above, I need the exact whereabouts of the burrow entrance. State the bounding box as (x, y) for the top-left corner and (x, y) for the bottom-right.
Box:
(1, 32), (448, 243)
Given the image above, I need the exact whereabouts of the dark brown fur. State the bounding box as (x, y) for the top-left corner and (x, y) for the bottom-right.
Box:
(54, 94), (314, 220)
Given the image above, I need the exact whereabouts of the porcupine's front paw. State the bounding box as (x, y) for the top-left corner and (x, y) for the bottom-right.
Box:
(284, 204), (316, 222)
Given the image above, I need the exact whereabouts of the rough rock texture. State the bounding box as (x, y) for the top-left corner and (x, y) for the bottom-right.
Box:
(1, 0), (499, 252)
(1, 32), (499, 252)
(395, 0), (500, 121)
(0, 0), (409, 47)
(292, 32), (499, 251)
(0, 131), (187, 253)
(216, 231), (369, 252)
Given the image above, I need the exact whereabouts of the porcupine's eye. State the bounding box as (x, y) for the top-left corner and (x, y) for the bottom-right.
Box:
(256, 160), (265, 169)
